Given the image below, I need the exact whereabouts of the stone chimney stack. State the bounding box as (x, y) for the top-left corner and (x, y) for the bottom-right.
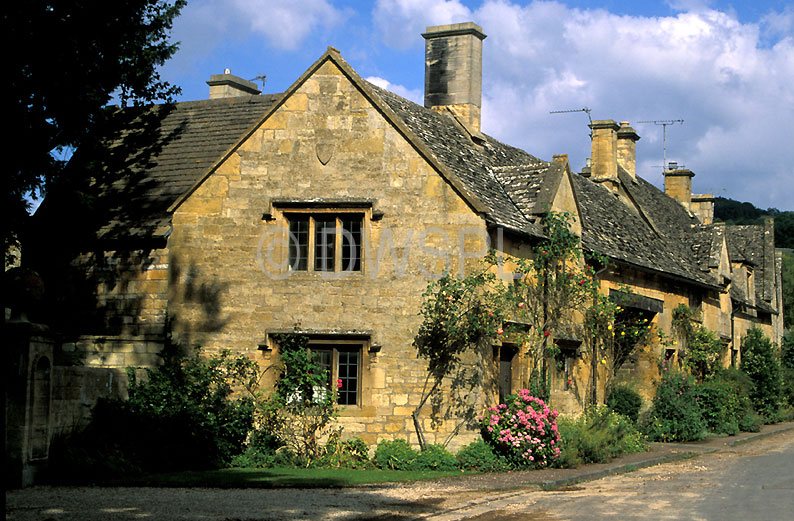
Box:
(207, 70), (261, 99)
(664, 163), (695, 210)
(589, 120), (620, 190)
(423, 22), (487, 132)
(691, 194), (715, 224)
(617, 121), (640, 179)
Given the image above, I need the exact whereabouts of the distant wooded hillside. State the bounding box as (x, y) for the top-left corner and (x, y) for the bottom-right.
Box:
(714, 197), (794, 250)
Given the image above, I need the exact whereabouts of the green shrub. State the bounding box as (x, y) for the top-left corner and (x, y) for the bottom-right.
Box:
(49, 345), (256, 482)
(606, 385), (643, 423)
(373, 439), (419, 470)
(640, 370), (705, 442)
(741, 327), (782, 419)
(557, 407), (647, 468)
(781, 334), (794, 408)
(230, 429), (295, 468)
(781, 333), (794, 371)
(694, 379), (739, 436)
(316, 434), (372, 469)
(782, 369), (794, 409)
(739, 411), (763, 432)
(455, 440), (510, 472)
(774, 406), (794, 423)
(415, 444), (457, 471)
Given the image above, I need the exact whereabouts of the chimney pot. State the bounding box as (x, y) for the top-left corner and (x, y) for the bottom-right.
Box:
(423, 22), (486, 132)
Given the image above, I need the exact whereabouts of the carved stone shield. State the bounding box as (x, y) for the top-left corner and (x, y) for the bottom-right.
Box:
(316, 142), (334, 165)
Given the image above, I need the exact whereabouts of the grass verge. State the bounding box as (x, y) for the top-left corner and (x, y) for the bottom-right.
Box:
(106, 467), (467, 488)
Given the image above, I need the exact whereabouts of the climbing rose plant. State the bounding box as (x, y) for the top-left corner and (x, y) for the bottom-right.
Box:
(480, 389), (561, 468)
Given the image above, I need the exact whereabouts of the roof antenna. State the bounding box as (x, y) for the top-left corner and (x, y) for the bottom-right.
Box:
(250, 74), (267, 91)
(637, 119), (684, 173)
(550, 107), (593, 139)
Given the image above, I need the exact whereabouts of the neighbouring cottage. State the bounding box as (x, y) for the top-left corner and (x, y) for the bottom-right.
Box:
(11, 22), (784, 479)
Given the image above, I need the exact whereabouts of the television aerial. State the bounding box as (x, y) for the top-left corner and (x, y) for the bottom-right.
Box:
(550, 107), (593, 139)
(637, 119), (684, 172)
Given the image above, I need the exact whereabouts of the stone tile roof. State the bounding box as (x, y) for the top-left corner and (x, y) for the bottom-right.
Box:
(570, 174), (716, 286)
(491, 164), (550, 217)
(56, 62), (767, 294)
(726, 223), (775, 304)
(69, 95), (281, 239)
(726, 225), (762, 267)
(368, 84), (722, 288)
(691, 224), (722, 271)
(369, 84), (545, 236)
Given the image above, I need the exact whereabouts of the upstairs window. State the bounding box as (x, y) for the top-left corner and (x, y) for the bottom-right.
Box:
(286, 213), (363, 273)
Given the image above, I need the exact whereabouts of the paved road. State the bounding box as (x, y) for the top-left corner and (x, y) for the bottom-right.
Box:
(7, 429), (794, 521)
(430, 429), (794, 521)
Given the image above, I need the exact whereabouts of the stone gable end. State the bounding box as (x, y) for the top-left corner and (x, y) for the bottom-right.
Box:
(168, 58), (489, 447)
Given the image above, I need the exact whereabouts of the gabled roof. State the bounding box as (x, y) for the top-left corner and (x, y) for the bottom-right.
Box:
(52, 48), (767, 293)
(370, 83), (544, 236)
(726, 222), (776, 304)
(570, 174), (716, 287)
(691, 223), (725, 271)
(50, 95), (280, 239)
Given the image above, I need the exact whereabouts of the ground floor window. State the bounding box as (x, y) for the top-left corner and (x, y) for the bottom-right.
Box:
(310, 343), (361, 406)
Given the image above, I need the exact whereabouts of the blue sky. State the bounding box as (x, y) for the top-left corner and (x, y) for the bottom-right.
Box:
(158, 0), (794, 210)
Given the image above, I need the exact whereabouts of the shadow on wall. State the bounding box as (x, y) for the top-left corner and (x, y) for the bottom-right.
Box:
(167, 253), (231, 349)
(23, 103), (184, 334)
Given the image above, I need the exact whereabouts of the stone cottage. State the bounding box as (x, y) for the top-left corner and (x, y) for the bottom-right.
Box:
(17, 22), (784, 467)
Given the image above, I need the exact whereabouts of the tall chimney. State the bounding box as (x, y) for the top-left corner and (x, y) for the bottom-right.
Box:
(589, 120), (620, 190)
(207, 70), (261, 99)
(423, 22), (486, 132)
(617, 121), (640, 179)
(664, 165), (695, 210)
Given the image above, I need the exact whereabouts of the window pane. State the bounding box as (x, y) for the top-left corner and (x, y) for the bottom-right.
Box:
(336, 348), (359, 405)
(341, 217), (362, 272)
(288, 216), (309, 271)
(314, 217), (336, 271)
(311, 348), (333, 402)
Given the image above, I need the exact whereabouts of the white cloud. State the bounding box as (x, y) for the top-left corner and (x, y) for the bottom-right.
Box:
(761, 5), (794, 41)
(169, 0), (350, 70)
(373, 0), (472, 49)
(233, 0), (351, 50)
(366, 76), (423, 104)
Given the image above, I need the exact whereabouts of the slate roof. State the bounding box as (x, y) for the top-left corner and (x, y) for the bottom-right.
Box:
(368, 82), (723, 288)
(52, 55), (774, 297)
(369, 84), (545, 236)
(726, 223), (776, 305)
(61, 95), (280, 239)
(569, 173), (716, 286)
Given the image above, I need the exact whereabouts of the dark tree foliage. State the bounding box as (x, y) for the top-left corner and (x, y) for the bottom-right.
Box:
(4, 0), (185, 260)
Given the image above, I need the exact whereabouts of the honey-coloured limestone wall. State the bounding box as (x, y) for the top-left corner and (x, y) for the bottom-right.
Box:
(168, 58), (491, 449)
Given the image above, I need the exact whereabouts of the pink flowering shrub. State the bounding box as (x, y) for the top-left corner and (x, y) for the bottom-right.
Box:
(479, 389), (561, 468)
